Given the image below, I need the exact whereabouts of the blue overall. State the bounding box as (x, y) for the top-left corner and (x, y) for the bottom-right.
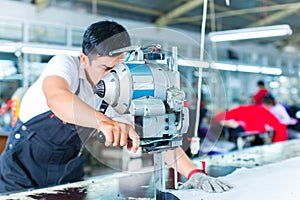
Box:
(0, 111), (86, 193)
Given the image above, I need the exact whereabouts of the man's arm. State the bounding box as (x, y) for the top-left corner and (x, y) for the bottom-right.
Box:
(43, 75), (139, 152)
(164, 147), (197, 177)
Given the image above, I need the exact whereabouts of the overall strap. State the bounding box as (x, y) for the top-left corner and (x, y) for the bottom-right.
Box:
(99, 101), (109, 113)
(76, 78), (108, 114)
(75, 79), (81, 95)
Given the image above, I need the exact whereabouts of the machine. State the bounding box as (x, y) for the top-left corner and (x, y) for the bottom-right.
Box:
(94, 44), (189, 199)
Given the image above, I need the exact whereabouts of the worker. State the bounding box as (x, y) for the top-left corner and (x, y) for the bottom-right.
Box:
(261, 93), (297, 125)
(252, 80), (269, 105)
(0, 20), (231, 193)
(214, 104), (288, 143)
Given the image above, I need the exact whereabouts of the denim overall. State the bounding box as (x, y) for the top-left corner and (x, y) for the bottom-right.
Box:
(0, 111), (86, 193)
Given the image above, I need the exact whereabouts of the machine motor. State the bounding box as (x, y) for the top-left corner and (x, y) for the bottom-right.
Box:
(94, 45), (189, 152)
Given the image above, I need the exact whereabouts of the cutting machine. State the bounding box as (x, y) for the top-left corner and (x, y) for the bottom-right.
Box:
(94, 44), (189, 198)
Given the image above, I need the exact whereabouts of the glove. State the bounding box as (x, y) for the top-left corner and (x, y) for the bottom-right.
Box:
(179, 172), (232, 193)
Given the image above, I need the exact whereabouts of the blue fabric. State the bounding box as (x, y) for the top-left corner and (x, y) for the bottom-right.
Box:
(0, 111), (86, 193)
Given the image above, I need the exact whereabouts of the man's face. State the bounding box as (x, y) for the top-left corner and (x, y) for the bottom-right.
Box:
(81, 52), (127, 86)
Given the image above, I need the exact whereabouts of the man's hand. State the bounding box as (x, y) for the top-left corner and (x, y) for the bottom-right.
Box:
(98, 117), (140, 153)
(179, 172), (232, 193)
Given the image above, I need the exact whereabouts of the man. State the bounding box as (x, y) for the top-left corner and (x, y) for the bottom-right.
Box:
(261, 94), (296, 125)
(252, 80), (269, 105)
(0, 20), (231, 193)
(214, 104), (288, 143)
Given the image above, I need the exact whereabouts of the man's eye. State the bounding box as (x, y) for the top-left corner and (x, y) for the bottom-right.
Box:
(100, 64), (113, 71)
(99, 64), (108, 69)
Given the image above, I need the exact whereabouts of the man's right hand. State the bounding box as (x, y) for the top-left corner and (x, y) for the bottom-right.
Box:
(98, 117), (140, 153)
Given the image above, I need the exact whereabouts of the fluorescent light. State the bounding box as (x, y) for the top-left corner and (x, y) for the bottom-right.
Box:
(0, 45), (17, 53)
(209, 24), (292, 42)
(180, 59), (282, 75)
(237, 64), (261, 73)
(0, 42), (81, 56)
(261, 67), (282, 75)
(178, 59), (209, 68)
(212, 62), (237, 71)
(21, 46), (80, 56)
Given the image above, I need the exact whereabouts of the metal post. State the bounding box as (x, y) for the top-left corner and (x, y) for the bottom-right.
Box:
(173, 149), (178, 189)
(172, 46), (178, 72)
(154, 151), (165, 200)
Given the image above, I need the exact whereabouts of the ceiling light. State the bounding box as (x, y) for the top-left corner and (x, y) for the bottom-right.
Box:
(0, 45), (17, 53)
(21, 46), (80, 56)
(261, 67), (282, 75)
(208, 24), (292, 42)
(237, 65), (261, 73)
(211, 62), (237, 71)
(178, 59), (209, 68)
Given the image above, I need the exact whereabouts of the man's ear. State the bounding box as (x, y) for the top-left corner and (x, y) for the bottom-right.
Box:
(80, 53), (89, 69)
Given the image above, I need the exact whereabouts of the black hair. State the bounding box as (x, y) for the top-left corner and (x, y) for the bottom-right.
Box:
(262, 93), (275, 106)
(257, 80), (265, 86)
(82, 20), (131, 58)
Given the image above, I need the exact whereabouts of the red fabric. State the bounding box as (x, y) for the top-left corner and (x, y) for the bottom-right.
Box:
(214, 105), (288, 142)
(0, 99), (18, 127)
(213, 111), (226, 125)
(253, 88), (269, 105)
(0, 99), (13, 115)
(200, 101), (205, 109)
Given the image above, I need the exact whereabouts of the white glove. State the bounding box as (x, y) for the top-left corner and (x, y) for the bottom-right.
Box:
(179, 172), (232, 193)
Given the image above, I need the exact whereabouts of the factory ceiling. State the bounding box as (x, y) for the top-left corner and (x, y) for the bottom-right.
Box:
(14, 0), (300, 53)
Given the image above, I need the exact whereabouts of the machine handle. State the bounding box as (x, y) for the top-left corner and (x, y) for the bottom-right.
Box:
(97, 132), (106, 143)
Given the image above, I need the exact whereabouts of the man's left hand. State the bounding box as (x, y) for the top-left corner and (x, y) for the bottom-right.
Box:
(179, 172), (232, 193)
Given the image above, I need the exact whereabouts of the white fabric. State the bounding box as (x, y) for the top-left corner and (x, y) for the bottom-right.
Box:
(170, 156), (300, 200)
(19, 54), (132, 124)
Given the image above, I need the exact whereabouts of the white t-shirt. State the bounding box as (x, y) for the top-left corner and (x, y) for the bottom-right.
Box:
(270, 103), (294, 125)
(19, 54), (132, 124)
